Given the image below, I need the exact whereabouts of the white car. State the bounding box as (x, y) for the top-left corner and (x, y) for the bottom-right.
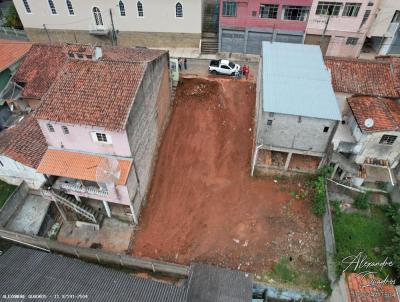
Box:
(209, 59), (240, 76)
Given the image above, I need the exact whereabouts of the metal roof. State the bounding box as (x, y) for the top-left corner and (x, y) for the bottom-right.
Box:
(187, 263), (253, 302)
(262, 42), (341, 121)
(0, 246), (187, 302)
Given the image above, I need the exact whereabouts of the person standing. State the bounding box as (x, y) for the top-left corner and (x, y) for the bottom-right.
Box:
(178, 58), (182, 70)
(245, 65), (250, 80)
(184, 58), (187, 70)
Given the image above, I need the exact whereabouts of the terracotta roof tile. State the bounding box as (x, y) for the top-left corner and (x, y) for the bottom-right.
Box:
(13, 44), (67, 99)
(0, 115), (47, 168)
(0, 39), (32, 72)
(325, 57), (400, 98)
(35, 60), (146, 130)
(348, 96), (400, 133)
(346, 273), (399, 302)
(37, 149), (132, 185)
(101, 46), (166, 62)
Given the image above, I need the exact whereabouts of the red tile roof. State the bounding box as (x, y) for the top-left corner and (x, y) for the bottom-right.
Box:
(348, 96), (400, 133)
(101, 46), (167, 62)
(346, 273), (399, 302)
(325, 57), (400, 98)
(37, 149), (132, 185)
(0, 39), (32, 72)
(0, 115), (47, 168)
(35, 59), (146, 130)
(13, 44), (67, 99)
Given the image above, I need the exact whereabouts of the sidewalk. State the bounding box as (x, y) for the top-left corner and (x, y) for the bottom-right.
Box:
(153, 47), (260, 62)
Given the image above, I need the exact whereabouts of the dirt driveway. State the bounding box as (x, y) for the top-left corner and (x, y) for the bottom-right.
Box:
(132, 77), (325, 277)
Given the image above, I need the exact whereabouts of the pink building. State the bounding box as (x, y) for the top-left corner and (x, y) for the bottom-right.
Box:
(305, 0), (379, 57)
(219, 0), (312, 54)
(13, 44), (171, 227)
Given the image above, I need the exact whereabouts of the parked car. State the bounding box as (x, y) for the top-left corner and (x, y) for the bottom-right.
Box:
(209, 59), (240, 76)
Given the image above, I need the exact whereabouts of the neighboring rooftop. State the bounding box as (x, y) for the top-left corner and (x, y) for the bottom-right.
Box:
(0, 247), (253, 302)
(325, 57), (400, 98)
(12, 44), (67, 99)
(0, 39), (32, 72)
(348, 96), (400, 133)
(101, 46), (167, 62)
(37, 149), (132, 185)
(0, 115), (47, 168)
(262, 42), (341, 121)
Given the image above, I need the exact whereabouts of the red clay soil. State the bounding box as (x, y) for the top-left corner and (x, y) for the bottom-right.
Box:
(132, 77), (325, 275)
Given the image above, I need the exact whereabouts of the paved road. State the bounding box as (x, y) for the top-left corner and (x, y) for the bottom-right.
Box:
(180, 58), (259, 79)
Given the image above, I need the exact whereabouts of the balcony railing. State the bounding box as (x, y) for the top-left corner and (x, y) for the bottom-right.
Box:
(60, 182), (108, 197)
(88, 24), (109, 36)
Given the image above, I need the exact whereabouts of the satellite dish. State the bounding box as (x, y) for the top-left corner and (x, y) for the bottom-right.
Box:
(96, 157), (121, 186)
(364, 118), (374, 128)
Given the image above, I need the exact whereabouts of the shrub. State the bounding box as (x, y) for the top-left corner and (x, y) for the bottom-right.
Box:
(383, 204), (400, 278)
(312, 176), (326, 216)
(271, 257), (297, 283)
(353, 192), (370, 210)
(4, 4), (23, 29)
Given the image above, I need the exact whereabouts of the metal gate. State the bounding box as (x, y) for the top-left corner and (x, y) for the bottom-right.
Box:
(220, 29), (245, 53)
(246, 31), (273, 54)
(275, 33), (303, 44)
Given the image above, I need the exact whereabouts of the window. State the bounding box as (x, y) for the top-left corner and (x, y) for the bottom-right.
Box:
(379, 135), (397, 145)
(316, 2), (342, 16)
(298, 116), (302, 123)
(96, 133), (108, 142)
(66, 0), (74, 15)
(259, 4), (278, 19)
(346, 37), (359, 45)
(119, 1), (126, 16)
(268, 112), (274, 117)
(62, 126), (69, 134)
(392, 10), (400, 23)
(48, 0), (57, 14)
(323, 126), (329, 132)
(93, 7), (103, 26)
(282, 6), (309, 21)
(22, 0), (31, 13)
(176, 2), (183, 18)
(0, 160), (4, 167)
(367, 2), (374, 6)
(342, 3), (361, 17)
(267, 120), (273, 126)
(252, 11), (257, 17)
(361, 9), (371, 26)
(47, 123), (55, 132)
(222, 1), (237, 17)
(137, 1), (143, 17)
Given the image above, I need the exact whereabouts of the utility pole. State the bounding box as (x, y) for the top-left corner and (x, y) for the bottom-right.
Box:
(320, 14), (331, 55)
(43, 24), (51, 43)
(109, 9), (117, 46)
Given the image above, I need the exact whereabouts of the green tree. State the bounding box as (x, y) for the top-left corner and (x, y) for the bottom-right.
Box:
(4, 4), (23, 29)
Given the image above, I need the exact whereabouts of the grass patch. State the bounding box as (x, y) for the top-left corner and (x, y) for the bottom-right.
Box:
(333, 206), (393, 278)
(271, 257), (298, 283)
(0, 181), (16, 209)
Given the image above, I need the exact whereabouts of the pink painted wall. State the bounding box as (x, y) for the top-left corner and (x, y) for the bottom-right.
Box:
(37, 119), (132, 157)
(219, 0), (312, 31)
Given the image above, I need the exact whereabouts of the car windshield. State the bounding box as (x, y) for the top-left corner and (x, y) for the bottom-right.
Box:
(229, 62), (235, 69)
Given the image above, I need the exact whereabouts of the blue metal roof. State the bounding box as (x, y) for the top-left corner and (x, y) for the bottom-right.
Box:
(262, 42), (341, 121)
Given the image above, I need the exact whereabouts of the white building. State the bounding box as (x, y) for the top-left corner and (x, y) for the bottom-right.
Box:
(13, 0), (202, 49)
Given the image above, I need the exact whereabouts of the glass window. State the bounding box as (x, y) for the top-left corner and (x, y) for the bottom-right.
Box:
(62, 126), (69, 134)
(316, 2), (342, 16)
(47, 123), (55, 132)
(379, 135), (397, 145)
(48, 0), (57, 14)
(259, 4), (278, 19)
(222, 1), (237, 17)
(137, 1), (143, 17)
(96, 133), (108, 142)
(361, 9), (371, 26)
(22, 0), (31, 13)
(282, 6), (309, 21)
(176, 2), (183, 18)
(93, 7), (103, 26)
(66, 0), (74, 15)
(119, 1), (126, 16)
(342, 3), (361, 17)
(346, 37), (359, 45)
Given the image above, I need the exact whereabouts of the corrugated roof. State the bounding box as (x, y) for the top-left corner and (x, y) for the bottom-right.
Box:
(37, 149), (132, 185)
(187, 263), (252, 302)
(0, 246), (187, 302)
(262, 42), (341, 121)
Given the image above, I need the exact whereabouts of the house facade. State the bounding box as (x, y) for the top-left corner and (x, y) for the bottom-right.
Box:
(305, 0), (379, 57)
(253, 42), (341, 174)
(218, 0), (312, 54)
(13, 0), (202, 49)
(367, 0), (400, 55)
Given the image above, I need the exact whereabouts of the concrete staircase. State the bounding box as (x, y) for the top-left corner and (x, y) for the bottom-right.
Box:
(44, 189), (103, 226)
(171, 81), (178, 101)
(201, 32), (218, 54)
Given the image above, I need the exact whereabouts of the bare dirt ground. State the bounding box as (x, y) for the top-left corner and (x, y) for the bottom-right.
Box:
(132, 77), (325, 279)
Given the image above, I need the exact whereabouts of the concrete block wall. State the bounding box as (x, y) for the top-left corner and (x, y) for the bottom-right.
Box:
(125, 54), (171, 218)
(259, 112), (337, 154)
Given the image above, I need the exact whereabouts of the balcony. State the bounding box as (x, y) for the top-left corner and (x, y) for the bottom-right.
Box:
(53, 178), (108, 198)
(89, 24), (110, 36)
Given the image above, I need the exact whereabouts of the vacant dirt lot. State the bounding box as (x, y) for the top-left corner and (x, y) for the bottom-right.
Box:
(133, 77), (325, 277)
